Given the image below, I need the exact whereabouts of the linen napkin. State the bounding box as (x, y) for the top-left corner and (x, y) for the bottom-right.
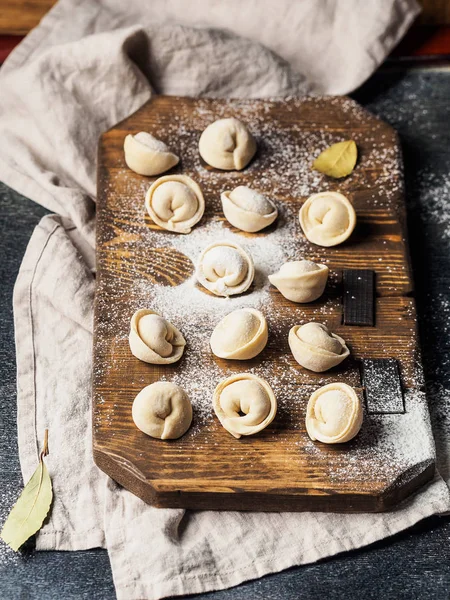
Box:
(3, 1), (450, 599)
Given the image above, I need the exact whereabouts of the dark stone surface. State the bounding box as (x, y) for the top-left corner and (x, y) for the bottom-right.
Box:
(1, 67), (450, 599)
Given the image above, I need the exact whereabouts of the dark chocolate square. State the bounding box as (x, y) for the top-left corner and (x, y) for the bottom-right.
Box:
(362, 358), (405, 414)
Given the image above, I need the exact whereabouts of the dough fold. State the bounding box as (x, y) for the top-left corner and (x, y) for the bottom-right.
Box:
(269, 259), (328, 303)
(210, 308), (268, 359)
(306, 382), (363, 444)
(199, 118), (256, 170)
(213, 373), (277, 438)
(196, 241), (254, 297)
(129, 309), (186, 364)
(299, 191), (356, 247)
(145, 174), (204, 233)
(132, 381), (192, 440)
(221, 186), (277, 232)
(288, 322), (349, 372)
(124, 132), (179, 176)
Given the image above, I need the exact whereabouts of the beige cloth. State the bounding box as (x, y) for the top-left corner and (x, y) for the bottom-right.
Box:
(3, 1), (450, 599)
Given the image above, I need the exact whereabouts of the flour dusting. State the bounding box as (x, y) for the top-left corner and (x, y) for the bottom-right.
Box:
(94, 97), (436, 489)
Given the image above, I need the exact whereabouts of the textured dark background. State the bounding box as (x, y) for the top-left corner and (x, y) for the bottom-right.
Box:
(1, 68), (450, 599)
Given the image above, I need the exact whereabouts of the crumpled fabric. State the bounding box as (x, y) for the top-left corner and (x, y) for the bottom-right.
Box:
(4, 1), (450, 599)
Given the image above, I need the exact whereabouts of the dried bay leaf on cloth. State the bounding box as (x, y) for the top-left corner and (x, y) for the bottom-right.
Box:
(312, 140), (357, 178)
(1, 431), (53, 551)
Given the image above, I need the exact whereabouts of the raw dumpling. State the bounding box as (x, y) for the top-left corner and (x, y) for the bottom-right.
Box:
(221, 186), (277, 232)
(305, 382), (363, 444)
(213, 373), (277, 438)
(129, 309), (186, 364)
(145, 174), (205, 234)
(124, 132), (179, 176)
(132, 381), (192, 440)
(299, 191), (356, 247)
(210, 308), (268, 360)
(199, 118), (256, 170)
(196, 241), (254, 297)
(268, 259), (328, 303)
(288, 322), (349, 372)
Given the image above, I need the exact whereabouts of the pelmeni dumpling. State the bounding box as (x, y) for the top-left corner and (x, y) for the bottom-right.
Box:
(145, 175), (205, 234)
(213, 373), (277, 438)
(269, 259), (328, 303)
(288, 322), (349, 372)
(199, 118), (257, 170)
(305, 382), (363, 444)
(129, 309), (186, 364)
(124, 132), (179, 176)
(210, 308), (268, 360)
(196, 241), (254, 297)
(132, 382), (192, 440)
(221, 186), (277, 233)
(299, 191), (356, 247)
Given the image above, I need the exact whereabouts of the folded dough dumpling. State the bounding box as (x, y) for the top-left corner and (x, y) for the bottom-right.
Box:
(210, 308), (268, 360)
(221, 186), (277, 232)
(269, 259), (328, 303)
(199, 117), (256, 170)
(288, 322), (349, 372)
(124, 132), (179, 176)
(129, 309), (186, 364)
(299, 191), (356, 247)
(305, 382), (363, 444)
(196, 241), (254, 297)
(213, 373), (277, 438)
(132, 381), (193, 440)
(145, 174), (205, 234)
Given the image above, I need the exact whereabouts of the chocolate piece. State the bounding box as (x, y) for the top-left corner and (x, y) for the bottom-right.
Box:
(362, 358), (404, 414)
(343, 269), (374, 326)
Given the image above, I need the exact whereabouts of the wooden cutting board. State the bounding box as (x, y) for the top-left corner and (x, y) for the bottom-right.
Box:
(93, 96), (435, 512)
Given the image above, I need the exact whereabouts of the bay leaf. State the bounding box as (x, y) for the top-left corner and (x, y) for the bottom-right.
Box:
(1, 436), (52, 552)
(312, 140), (357, 178)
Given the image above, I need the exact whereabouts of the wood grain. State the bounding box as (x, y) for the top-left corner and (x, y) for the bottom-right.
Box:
(94, 96), (434, 512)
(0, 0), (56, 35)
